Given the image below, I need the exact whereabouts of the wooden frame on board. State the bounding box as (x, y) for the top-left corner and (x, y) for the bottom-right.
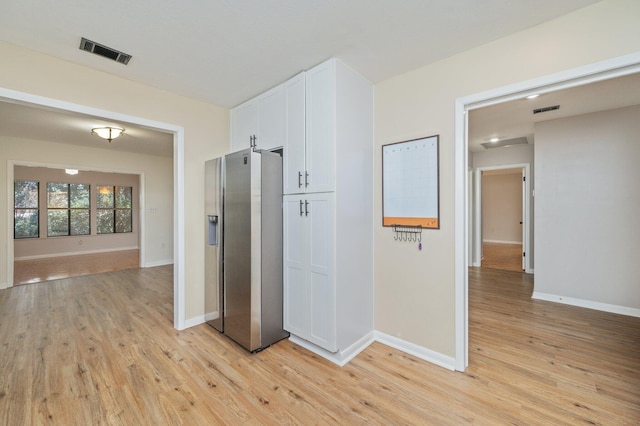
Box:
(382, 135), (440, 229)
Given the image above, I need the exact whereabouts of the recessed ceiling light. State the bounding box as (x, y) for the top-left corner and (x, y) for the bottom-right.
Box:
(526, 94), (539, 99)
(65, 169), (78, 175)
(490, 137), (500, 143)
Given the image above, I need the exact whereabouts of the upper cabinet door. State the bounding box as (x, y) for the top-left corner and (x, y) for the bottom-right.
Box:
(305, 60), (336, 193)
(230, 100), (258, 153)
(257, 85), (286, 151)
(283, 73), (306, 195)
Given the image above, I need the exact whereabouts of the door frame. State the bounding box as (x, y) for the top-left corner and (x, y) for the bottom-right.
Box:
(454, 52), (640, 371)
(1, 87), (187, 331)
(472, 164), (531, 272)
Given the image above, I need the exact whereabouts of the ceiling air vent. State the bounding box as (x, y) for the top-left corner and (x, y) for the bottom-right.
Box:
(481, 137), (528, 150)
(533, 105), (560, 114)
(79, 37), (131, 65)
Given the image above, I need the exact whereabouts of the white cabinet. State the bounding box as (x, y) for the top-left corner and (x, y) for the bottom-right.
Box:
(283, 193), (336, 351)
(283, 60), (335, 194)
(283, 58), (374, 363)
(230, 73), (304, 153)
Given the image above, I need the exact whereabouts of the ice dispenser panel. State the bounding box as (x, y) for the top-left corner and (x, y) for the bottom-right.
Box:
(207, 215), (219, 245)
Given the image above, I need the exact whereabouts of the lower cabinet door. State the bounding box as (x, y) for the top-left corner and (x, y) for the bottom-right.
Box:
(283, 193), (336, 352)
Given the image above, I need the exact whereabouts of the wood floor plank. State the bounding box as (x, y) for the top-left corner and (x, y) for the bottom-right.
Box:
(1, 265), (639, 424)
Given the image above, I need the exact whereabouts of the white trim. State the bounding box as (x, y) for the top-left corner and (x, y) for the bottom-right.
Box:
(374, 331), (456, 371)
(455, 52), (640, 372)
(204, 311), (219, 322)
(144, 259), (174, 268)
(482, 239), (522, 245)
(15, 246), (139, 261)
(183, 314), (207, 329)
(532, 292), (640, 318)
(289, 332), (375, 367)
(0, 87), (186, 331)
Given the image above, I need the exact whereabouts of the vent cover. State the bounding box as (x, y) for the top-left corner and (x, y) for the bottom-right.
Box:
(533, 105), (560, 114)
(481, 137), (528, 150)
(79, 37), (131, 65)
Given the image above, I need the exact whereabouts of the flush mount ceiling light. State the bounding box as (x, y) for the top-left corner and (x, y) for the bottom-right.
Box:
(490, 137), (500, 143)
(65, 169), (78, 175)
(92, 127), (124, 143)
(526, 94), (540, 99)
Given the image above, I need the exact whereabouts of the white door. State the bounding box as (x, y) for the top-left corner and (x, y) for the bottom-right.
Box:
(283, 195), (309, 337)
(306, 193), (336, 351)
(230, 100), (258, 152)
(305, 60), (335, 193)
(257, 85), (285, 151)
(283, 73), (306, 194)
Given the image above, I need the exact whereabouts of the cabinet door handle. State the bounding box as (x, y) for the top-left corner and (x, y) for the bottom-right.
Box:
(305, 200), (309, 216)
(298, 171), (303, 188)
(299, 200), (304, 216)
(305, 171), (309, 187)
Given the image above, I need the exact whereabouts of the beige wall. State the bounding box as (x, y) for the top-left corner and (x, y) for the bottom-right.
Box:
(534, 105), (640, 310)
(0, 42), (230, 322)
(374, 0), (640, 356)
(13, 165), (141, 259)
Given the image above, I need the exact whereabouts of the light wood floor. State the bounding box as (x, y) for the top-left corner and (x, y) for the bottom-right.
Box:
(13, 249), (139, 286)
(481, 242), (523, 272)
(1, 266), (638, 424)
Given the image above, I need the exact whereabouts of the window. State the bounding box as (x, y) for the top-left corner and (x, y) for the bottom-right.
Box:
(14, 180), (39, 239)
(47, 182), (90, 236)
(97, 185), (132, 234)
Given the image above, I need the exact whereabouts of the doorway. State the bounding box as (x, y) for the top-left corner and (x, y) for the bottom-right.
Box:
(473, 164), (530, 273)
(454, 54), (640, 371)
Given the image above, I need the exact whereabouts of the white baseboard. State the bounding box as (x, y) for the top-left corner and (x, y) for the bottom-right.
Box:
(143, 259), (173, 268)
(289, 332), (375, 367)
(204, 311), (219, 322)
(482, 239), (522, 245)
(183, 314), (206, 329)
(532, 292), (640, 318)
(15, 246), (139, 261)
(0, 282), (7, 290)
(373, 331), (456, 371)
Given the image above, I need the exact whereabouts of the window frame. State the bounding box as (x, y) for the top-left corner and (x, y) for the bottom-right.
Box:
(14, 180), (40, 239)
(96, 185), (133, 234)
(46, 182), (91, 237)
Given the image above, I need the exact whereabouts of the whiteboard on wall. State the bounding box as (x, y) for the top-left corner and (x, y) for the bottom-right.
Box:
(382, 135), (439, 229)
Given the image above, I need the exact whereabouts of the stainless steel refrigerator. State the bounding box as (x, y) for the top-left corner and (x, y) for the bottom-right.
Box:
(204, 148), (289, 352)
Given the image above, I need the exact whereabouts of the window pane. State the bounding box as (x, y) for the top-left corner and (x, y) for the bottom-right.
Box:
(48, 210), (69, 236)
(15, 181), (39, 208)
(97, 210), (114, 234)
(97, 186), (114, 208)
(70, 209), (90, 236)
(15, 209), (39, 238)
(47, 183), (68, 208)
(70, 184), (90, 208)
(116, 186), (132, 209)
(115, 209), (132, 233)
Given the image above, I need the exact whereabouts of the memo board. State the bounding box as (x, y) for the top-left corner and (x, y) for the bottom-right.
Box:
(382, 135), (439, 229)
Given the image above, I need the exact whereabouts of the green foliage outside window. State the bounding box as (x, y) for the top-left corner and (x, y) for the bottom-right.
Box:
(97, 185), (132, 234)
(14, 180), (39, 239)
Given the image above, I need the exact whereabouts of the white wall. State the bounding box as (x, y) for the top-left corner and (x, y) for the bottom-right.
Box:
(534, 105), (640, 311)
(0, 42), (230, 322)
(375, 0), (640, 358)
(482, 172), (522, 244)
(13, 165), (142, 259)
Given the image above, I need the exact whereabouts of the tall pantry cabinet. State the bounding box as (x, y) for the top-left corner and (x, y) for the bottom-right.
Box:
(229, 58), (373, 365)
(283, 58), (374, 364)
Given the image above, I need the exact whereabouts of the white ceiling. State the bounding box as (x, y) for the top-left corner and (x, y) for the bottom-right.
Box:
(3, 0), (629, 158)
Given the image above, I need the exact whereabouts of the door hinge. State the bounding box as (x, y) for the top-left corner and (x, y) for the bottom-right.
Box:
(523, 176), (526, 182)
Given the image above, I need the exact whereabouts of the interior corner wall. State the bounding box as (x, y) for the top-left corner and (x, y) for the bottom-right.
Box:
(374, 0), (640, 358)
(534, 105), (640, 310)
(0, 41), (230, 321)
